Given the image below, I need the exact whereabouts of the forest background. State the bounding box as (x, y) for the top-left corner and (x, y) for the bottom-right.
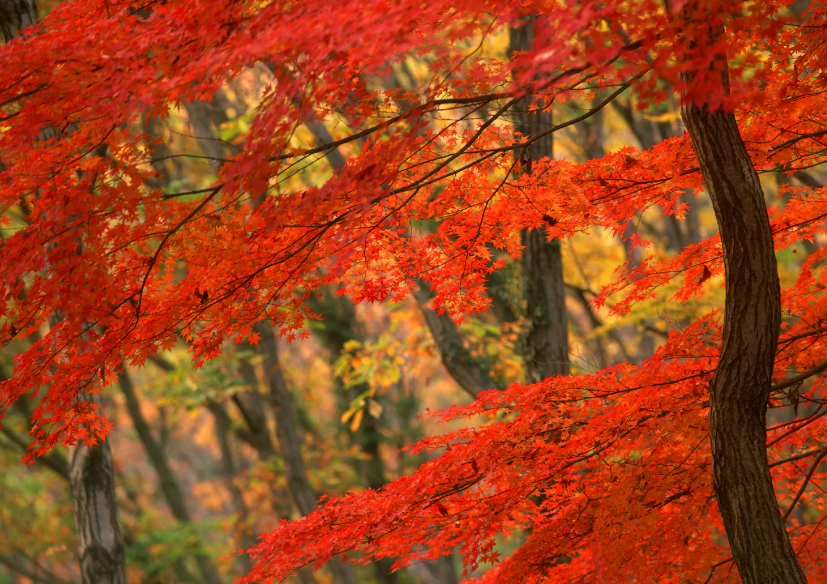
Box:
(1, 0), (826, 583)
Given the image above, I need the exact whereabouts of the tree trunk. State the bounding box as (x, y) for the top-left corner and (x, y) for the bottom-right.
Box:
(0, 0), (36, 44)
(118, 370), (223, 584)
(307, 293), (456, 584)
(212, 411), (254, 575)
(253, 322), (361, 584)
(668, 2), (807, 581)
(413, 286), (492, 398)
(509, 21), (569, 382)
(68, 395), (127, 584)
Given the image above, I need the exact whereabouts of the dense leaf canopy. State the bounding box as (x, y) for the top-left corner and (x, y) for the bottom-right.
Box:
(2, 0), (827, 582)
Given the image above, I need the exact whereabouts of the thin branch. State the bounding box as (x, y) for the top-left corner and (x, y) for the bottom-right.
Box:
(770, 447), (823, 469)
(0, 426), (70, 480)
(771, 359), (827, 391)
(700, 557), (733, 584)
(133, 185), (222, 320)
(782, 447), (827, 522)
(0, 551), (74, 584)
(772, 129), (827, 152)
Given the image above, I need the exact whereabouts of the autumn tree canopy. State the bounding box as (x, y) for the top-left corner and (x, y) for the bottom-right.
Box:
(2, 0), (827, 582)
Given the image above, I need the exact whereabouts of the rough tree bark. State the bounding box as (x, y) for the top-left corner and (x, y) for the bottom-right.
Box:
(0, 0), (36, 43)
(667, 1), (807, 582)
(509, 20), (569, 382)
(67, 406), (128, 584)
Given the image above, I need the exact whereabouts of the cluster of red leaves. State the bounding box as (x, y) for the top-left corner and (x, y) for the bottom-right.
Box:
(3, 0), (827, 581)
(240, 309), (827, 582)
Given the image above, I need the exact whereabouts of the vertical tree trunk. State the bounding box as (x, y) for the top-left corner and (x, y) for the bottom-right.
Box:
(68, 395), (127, 584)
(307, 293), (459, 584)
(253, 322), (361, 584)
(212, 411), (254, 575)
(509, 21), (569, 382)
(0, 0), (36, 44)
(667, 2), (807, 582)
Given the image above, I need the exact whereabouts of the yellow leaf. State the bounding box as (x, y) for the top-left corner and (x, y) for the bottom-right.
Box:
(343, 339), (362, 352)
(642, 111), (681, 123)
(350, 408), (364, 431)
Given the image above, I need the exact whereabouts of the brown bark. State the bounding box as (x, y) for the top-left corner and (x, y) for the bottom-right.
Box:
(68, 396), (127, 584)
(667, 2), (807, 581)
(303, 69), (490, 408)
(308, 293), (454, 584)
(212, 410), (254, 575)
(413, 286), (492, 398)
(0, 0), (36, 43)
(509, 21), (569, 382)
(520, 230), (569, 380)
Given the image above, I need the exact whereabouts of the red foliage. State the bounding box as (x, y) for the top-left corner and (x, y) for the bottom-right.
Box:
(2, 0), (827, 581)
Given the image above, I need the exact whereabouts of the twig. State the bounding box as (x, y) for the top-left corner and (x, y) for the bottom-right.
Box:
(782, 447), (827, 522)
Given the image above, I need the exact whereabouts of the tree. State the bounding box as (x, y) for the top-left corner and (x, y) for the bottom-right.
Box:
(1, 2), (127, 583)
(510, 17), (570, 383)
(2, 1), (827, 583)
(664, 2), (804, 580)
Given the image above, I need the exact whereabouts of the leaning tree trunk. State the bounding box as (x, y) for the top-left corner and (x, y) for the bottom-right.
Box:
(253, 322), (361, 584)
(118, 370), (222, 584)
(1, 4), (128, 584)
(667, 2), (807, 582)
(509, 20), (569, 383)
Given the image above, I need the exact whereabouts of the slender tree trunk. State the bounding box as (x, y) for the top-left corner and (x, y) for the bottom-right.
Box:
(510, 21), (569, 382)
(667, 2), (807, 582)
(158, 88), (332, 584)
(213, 411), (254, 575)
(253, 322), (361, 584)
(118, 371), (223, 584)
(307, 293), (458, 584)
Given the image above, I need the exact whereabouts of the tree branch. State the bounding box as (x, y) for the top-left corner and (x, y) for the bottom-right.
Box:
(413, 285), (492, 399)
(771, 359), (827, 391)
(782, 448), (827, 522)
(0, 551), (74, 584)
